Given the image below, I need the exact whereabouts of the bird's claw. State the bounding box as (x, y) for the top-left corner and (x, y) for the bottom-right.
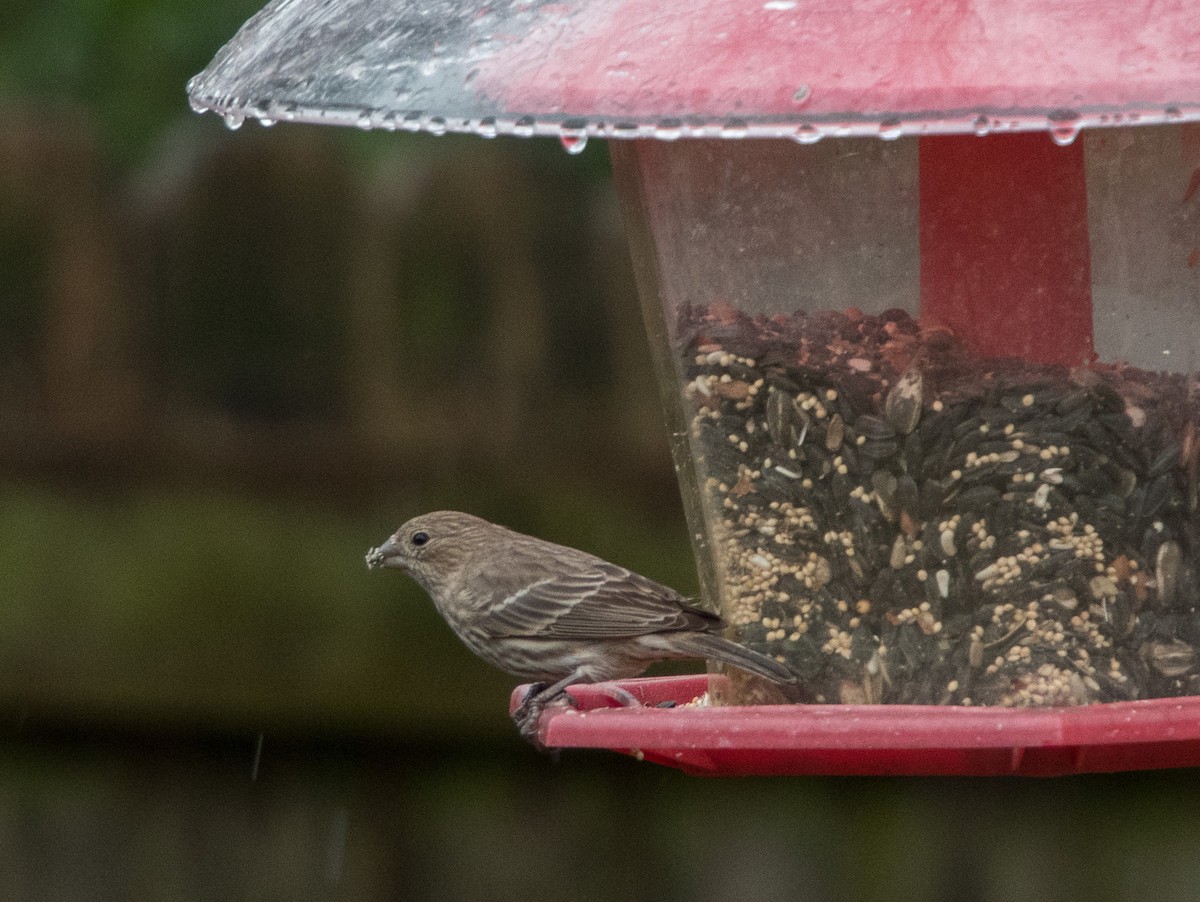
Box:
(597, 685), (641, 708)
(512, 683), (577, 749)
(515, 709), (543, 745)
(512, 683), (550, 746)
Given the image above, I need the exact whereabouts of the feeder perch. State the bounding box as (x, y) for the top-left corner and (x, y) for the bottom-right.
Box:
(190, 0), (1200, 775)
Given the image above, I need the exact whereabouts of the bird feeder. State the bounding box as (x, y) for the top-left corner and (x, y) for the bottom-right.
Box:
(190, 0), (1200, 774)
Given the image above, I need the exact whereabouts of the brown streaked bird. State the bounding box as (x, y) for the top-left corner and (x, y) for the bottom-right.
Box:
(365, 511), (799, 742)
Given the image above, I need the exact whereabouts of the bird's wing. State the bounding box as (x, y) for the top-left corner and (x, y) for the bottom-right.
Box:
(484, 563), (720, 640)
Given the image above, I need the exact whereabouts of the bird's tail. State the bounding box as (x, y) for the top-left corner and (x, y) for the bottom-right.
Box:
(649, 631), (801, 688)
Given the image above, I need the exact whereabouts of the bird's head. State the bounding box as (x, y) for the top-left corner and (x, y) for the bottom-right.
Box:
(365, 510), (492, 592)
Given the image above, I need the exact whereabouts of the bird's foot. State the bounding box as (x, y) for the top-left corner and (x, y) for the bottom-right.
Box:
(596, 685), (641, 708)
(511, 682), (545, 733)
(512, 683), (577, 748)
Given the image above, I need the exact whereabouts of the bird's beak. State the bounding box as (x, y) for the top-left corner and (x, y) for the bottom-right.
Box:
(365, 535), (406, 570)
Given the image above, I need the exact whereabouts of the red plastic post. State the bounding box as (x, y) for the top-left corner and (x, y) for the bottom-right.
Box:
(918, 133), (1095, 366)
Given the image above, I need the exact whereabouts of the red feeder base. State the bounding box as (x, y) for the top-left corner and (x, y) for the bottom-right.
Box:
(512, 675), (1200, 776)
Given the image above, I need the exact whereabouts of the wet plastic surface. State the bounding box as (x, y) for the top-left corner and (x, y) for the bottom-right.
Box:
(611, 130), (1200, 714)
(189, 0), (1200, 141)
(512, 675), (1200, 776)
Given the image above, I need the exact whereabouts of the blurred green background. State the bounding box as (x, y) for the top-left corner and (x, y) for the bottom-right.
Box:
(3, 3), (1200, 900)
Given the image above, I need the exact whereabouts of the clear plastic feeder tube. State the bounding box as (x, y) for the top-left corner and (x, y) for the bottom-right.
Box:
(612, 128), (1200, 706)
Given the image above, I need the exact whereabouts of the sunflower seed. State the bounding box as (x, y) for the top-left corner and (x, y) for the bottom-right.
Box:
(1157, 540), (1183, 608)
(855, 414), (896, 440)
(1144, 639), (1196, 678)
(765, 388), (793, 445)
(825, 413), (845, 451)
(884, 367), (923, 435)
(872, 470), (898, 522)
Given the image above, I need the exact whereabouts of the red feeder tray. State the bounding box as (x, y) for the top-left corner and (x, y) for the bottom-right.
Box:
(513, 675), (1200, 776)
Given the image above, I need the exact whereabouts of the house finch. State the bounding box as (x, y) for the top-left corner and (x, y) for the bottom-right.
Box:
(365, 511), (799, 742)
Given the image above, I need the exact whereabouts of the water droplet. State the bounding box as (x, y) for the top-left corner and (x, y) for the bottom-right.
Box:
(426, 116), (447, 136)
(560, 133), (588, 154)
(1049, 123), (1081, 146)
(792, 124), (822, 144)
(1047, 110), (1081, 145)
(654, 119), (682, 140)
(356, 113), (373, 130)
(720, 119), (748, 139)
(792, 84), (811, 105)
(972, 114), (991, 136)
(223, 112), (245, 131)
(188, 96), (207, 114)
(513, 116), (536, 137)
(250, 732), (264, 781)
(477, 117), (498, 138)
(1166, 106), (1183, 120)
(258, 117), (276, 128)
(877, 118), (903, 140)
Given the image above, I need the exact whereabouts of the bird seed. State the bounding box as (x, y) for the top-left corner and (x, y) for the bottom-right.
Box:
(677, 304), (1200, 706)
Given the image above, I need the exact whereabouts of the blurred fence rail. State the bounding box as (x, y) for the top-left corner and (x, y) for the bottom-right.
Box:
(0, 105), (674, 505)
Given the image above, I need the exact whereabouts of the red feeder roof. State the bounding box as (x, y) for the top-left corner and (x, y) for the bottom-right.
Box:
(189, 0), (1200, 140)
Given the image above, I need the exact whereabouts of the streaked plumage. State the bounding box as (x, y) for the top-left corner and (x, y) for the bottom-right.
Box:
(365, 511), (798, 741)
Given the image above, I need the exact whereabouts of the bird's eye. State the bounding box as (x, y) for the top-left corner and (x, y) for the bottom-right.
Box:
(411, 531), (429, 547)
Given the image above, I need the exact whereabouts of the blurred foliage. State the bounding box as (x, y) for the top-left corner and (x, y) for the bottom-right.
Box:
(0, 0), (263, 166)
(0, 477), (696, 736)
(155, 130), (356, 419)
(0, 210), (44, 365)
